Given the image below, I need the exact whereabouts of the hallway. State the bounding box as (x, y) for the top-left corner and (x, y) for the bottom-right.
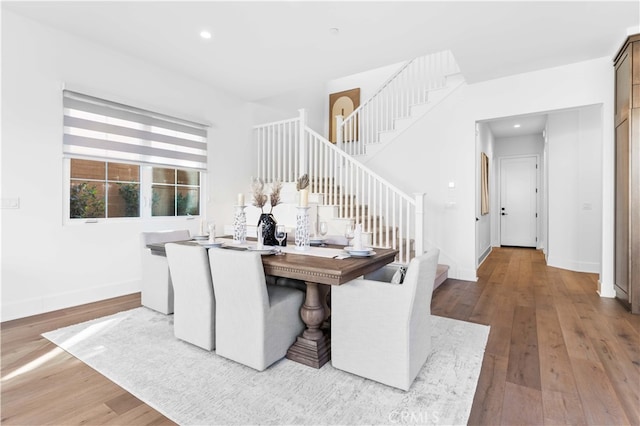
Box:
(432, 247), (639, 425)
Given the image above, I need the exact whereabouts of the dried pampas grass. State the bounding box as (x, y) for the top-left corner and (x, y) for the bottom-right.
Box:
(252, 177), (283, 213)
(296, 174), (309, 191)
(252, 178), (267, 209)
(269, 180), (282, 212)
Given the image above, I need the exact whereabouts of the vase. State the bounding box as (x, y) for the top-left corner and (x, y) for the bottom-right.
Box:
(258, 213), (277, 246)
(233, 205), (246, 244)
(295, 206), (310, 251)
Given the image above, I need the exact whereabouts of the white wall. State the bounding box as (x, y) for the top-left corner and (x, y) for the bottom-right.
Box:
(363, 57), (614, 289)
(475, 122), (494, 265)
(1, 11), (254, 321)
(250, 83), (327, 132)
(547, 106), (603, 274)
(254, 61), (403, 139)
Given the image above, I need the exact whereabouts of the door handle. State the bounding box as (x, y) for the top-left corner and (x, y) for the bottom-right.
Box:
(501, 212), (508, 216)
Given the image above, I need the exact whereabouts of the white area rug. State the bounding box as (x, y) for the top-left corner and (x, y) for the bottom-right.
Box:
(43, 307), (489, 425)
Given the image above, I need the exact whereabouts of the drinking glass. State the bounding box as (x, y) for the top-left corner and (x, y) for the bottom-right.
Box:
(345, 222), (355, 247)
(319, 221), (328, 237)
(274, 224), (286, 255)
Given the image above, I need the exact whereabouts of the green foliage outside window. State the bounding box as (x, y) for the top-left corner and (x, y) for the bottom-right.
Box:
(177, 191), (199, 216)
(70, 182), (105, 218)
(117, 183), (140, 217)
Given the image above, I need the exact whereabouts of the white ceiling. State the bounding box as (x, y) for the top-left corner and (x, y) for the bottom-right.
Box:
(3, 1), (639, 102)
(486, 114), (548, 139)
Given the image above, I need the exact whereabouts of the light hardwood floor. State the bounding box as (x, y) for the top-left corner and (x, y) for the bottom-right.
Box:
(1, 247), (638, 425)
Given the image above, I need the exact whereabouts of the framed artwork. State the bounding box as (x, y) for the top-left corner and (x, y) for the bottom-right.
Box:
(481, 152), (490, 215)
(329, 88), (360, 143)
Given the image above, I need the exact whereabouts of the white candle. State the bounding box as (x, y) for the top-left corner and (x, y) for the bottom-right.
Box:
(237, 192), (244, 206)
(300, 189), (308, 207)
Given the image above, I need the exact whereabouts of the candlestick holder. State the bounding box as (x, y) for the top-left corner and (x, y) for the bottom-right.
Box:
(233, 205), (247, 244)
(295, 206), (311, 251)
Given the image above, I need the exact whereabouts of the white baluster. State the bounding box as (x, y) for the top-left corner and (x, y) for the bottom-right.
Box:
(298, 109), (307, 177)
(414, 193), (425, 257)
(336, 114), (343, 152)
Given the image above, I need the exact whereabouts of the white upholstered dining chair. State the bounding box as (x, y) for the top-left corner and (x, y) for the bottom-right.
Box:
(331, 248), (440, 391)
(208, 249), (305, 371)
(165, 242), (216, 351)
(140, 230), (190, 314)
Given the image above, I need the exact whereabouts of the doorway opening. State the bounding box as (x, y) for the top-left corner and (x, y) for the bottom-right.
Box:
(475, 113), (546, 268)
(475, 105), (604, 275)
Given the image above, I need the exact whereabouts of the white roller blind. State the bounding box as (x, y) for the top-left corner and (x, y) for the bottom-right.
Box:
(63, 90), (208, 170)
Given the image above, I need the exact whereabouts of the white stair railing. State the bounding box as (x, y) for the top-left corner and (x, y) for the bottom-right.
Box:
(337, 50), (460, 156)
(254, 110), (424, 264)
(254, 112), (303, 183)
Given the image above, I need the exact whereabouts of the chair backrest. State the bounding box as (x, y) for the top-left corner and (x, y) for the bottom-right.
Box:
(404, 248), (440, 375)
(405, 248), (439, 317)
(208, 249), (269, 317)
(165, 242), (215, 350)
(142, 230), (190, 246)
(165, 243), (214, 305)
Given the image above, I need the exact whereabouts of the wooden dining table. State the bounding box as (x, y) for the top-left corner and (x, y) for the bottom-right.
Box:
(146, 239), (398, 369)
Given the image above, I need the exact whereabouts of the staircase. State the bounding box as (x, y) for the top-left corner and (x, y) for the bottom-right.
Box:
(336, 50), (461, 158)
(252, 50), (461, 276)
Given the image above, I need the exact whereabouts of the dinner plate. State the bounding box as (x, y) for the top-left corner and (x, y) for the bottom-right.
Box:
(344, 246), (374, 256)
(197, 241), (223, 248)
(310, 237), (326, 246)
(247, 246), (277, 255)
(192, 235), (209, 241)
(345, 250), (377, 258)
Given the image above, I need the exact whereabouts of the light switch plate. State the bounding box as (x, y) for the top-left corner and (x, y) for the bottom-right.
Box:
(1, 198), (20, 209)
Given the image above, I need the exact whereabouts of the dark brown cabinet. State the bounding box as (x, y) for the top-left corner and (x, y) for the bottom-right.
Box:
(614, 34), (640, 314)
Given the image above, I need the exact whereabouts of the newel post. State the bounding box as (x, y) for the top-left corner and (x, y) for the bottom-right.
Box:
(414, 193), (425, 256)
(298, 108), (308, 177)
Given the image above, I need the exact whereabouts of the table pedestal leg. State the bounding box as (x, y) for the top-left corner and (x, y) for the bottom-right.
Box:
(286, 282), (330, 368)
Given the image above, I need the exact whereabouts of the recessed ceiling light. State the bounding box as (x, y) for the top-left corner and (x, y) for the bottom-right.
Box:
(513, 124), (521, 128)
(200, 30), (212, 40)
(329, 27), (340, 36)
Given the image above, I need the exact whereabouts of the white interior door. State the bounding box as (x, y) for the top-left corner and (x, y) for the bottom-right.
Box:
(500, 156), (537, 247)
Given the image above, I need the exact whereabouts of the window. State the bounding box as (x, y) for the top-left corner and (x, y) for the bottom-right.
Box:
(70, 159), (140, 218)
(152, 167), (200, 216)
(63, 90), (208, 222)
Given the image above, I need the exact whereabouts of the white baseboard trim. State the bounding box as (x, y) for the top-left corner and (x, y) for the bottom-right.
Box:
(546, 257), (600, 274)
(477, 246), (492, 267)
(597, 279), (616, 298)
(449, 267), (478, 282)
(1, 280), (140, 322)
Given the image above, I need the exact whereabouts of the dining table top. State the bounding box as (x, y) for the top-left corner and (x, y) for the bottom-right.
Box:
(147, 238), (399, 286)
(260, 245), (398, 286)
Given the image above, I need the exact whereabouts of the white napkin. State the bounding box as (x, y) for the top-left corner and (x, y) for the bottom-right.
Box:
(208, 222), (216, 242)
(256, 223), (264, 250)
(353, 224), (363, 250)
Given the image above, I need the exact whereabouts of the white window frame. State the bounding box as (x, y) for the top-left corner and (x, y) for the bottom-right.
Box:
(63, 158), (206, 225)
